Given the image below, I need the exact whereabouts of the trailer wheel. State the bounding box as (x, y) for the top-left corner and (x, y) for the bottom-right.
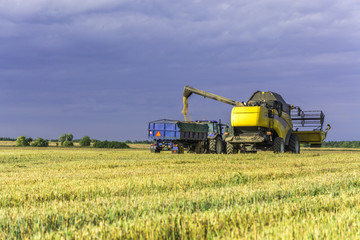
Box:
(226, 142), (235, 154)
(178, 143), (184, 154)
(195, 142), (203, 154)
(288, 134), (300, 154)
(273, 137), (285, 153)
(150, 144), (160, 153)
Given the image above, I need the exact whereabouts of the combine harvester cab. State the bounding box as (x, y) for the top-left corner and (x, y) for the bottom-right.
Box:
(291, 109), (331, 148)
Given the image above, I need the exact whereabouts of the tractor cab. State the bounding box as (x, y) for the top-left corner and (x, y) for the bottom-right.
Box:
(195, 120), (223, 138)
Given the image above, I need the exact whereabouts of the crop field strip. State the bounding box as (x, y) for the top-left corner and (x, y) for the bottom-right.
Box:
(1, 147), (360, 239)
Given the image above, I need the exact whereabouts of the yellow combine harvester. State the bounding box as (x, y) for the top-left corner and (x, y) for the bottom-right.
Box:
(182, 86), (330, 154)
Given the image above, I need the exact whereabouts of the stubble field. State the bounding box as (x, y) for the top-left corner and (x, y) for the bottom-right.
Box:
(1, 144), (360, 239)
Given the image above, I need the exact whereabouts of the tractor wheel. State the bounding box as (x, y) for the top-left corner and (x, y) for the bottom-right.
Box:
(210, 137), (223, 154)
(215, 137), (223, 154)
(226, 142), (235, 154)
(273, 137), (285, 153)
(209, 139), (216, 153)
(288, 134), (300, 154)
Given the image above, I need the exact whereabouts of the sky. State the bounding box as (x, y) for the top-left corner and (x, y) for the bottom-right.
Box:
(0, 0), (359, 141)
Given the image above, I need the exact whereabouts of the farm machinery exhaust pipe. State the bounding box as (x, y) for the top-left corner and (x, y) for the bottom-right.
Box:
(182, 86), (244, 121)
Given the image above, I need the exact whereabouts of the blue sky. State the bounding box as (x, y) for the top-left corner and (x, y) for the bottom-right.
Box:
(0, 0), (359, 141)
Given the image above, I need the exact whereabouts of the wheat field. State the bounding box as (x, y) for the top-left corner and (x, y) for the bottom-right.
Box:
(0, 145), (360, 239)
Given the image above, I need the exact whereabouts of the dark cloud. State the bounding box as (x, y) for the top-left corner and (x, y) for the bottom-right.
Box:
(0, 0), (359, 140)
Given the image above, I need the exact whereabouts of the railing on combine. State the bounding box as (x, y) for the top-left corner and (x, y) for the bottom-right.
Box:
(291, 110), (325, 131)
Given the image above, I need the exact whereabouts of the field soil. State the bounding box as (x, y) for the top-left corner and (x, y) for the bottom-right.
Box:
(1, 146), (360, 239)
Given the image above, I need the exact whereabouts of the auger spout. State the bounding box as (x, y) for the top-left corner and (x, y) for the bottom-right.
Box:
(182, 86), (243, 121)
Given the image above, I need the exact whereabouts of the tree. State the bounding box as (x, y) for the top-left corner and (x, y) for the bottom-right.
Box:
(59, 134), (67, 146)
(67, 134), (73, 141)
(93, 140), (130, 149)
(341, 141), (351, 148)
(31, 138), (49, 147)
(16, 136), (30, 147)
(58, 133), (74, 146)
(26, 137), (33, 145)
(79, 136), (91, 147)
(63, 141), (74, 147)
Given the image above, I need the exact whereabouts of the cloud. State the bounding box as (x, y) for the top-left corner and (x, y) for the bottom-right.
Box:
(0, 0), (359, 140)
(0, 0), (122, 19)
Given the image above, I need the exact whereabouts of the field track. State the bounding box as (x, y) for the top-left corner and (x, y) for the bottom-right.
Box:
(1, 145), (360, 239)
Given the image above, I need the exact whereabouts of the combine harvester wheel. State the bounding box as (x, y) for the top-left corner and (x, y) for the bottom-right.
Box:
(287, 134), (300, 153)
(273, 137), (285, 153)
(226, 142), (236, 154)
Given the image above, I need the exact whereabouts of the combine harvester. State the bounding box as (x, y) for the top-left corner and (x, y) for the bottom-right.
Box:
(182, 86), (331, 154)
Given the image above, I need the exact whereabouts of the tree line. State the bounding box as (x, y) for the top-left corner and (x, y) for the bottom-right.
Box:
(13, 134), (129, 149)
(321, 141), (360, 148)
(125, 140), (154, 144)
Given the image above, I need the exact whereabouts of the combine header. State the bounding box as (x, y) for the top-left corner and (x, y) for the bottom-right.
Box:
(291, 109), (331, 147)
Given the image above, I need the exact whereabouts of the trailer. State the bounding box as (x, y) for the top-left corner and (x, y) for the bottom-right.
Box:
(148, 119), (225, 154)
